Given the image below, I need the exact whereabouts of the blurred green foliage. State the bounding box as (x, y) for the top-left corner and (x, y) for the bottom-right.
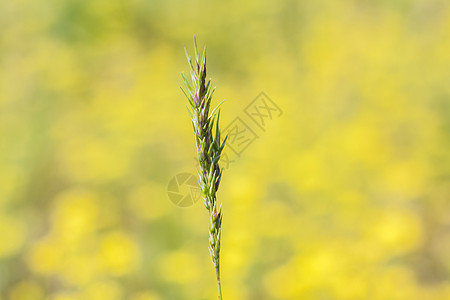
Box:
(1, 0), (450, 299)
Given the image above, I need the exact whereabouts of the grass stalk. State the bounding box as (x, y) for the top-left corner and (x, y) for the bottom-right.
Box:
(181, 37), (227, 300)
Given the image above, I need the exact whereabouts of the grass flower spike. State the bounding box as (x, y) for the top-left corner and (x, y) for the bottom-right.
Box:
(181, 38), (227, 300)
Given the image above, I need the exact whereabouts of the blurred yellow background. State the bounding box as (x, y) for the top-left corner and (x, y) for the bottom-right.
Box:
(1, 0), (449, 299)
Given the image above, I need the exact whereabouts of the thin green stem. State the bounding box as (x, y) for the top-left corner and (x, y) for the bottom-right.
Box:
(216, 271), (223, 300)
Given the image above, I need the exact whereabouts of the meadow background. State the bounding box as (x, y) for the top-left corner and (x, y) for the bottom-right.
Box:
(1, 0), (450, 299)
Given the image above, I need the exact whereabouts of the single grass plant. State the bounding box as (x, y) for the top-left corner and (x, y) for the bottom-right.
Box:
(181, 37), (227, 300)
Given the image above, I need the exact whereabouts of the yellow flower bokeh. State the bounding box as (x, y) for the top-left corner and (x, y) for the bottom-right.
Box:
(0, 0), (449, 299)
